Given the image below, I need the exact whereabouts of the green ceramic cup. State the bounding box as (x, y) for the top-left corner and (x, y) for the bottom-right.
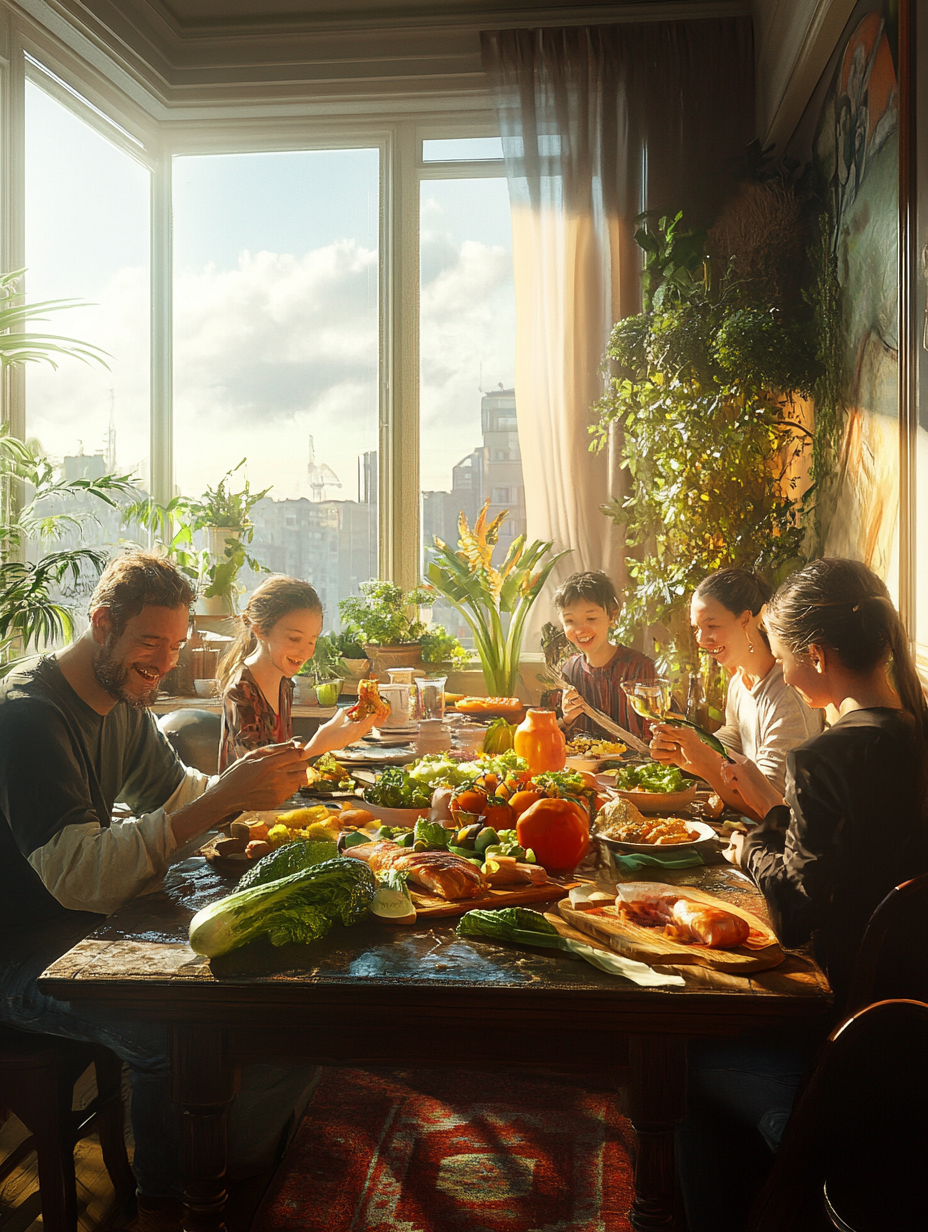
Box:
(314, 679), (341, 707)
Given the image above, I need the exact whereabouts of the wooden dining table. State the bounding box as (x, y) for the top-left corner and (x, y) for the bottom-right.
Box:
(37, 854), (831, 1232)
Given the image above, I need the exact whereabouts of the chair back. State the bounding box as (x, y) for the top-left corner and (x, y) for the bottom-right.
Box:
(845, 871), (928, 1012)
(157, 708), (221, 775)
(749, 999), (928, 1232)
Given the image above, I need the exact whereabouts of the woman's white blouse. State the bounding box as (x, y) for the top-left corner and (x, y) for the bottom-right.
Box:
(714, 661), (823, 793)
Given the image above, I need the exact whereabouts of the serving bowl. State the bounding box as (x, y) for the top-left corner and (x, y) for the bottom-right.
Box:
(595, 776), (698, 814)
(193, 678), (217, 699)
(358, 800), (430, 828)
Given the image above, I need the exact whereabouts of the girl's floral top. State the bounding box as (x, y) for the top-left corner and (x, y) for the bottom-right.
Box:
(220, 664), (294, 771)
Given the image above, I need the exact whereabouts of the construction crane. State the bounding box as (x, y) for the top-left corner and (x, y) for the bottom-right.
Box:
(307, 435), (342, 502)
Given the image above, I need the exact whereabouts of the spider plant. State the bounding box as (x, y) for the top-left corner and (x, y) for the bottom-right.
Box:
(0, 271), (139, 671)
(425, 500), (570, 696)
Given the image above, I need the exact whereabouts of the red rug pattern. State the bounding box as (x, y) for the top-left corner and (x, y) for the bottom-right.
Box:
(255, 1067), (635, 1232)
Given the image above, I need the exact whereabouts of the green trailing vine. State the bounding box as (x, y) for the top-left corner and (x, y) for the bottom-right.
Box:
(591, 211), (820, 683)
(804, 211), (847, 533)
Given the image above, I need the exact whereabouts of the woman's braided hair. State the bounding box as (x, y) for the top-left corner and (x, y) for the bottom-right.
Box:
(765, 558), (928, 742)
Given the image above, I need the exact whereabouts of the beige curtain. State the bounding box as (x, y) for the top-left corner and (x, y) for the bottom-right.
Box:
(481, 20), (754, 602)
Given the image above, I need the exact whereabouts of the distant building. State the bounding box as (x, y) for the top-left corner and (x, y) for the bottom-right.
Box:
(422, 388), (525, 559)
(249, 448), (377, 622)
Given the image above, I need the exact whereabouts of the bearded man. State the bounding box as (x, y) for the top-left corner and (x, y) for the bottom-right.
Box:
(0, 551), (350, 1231)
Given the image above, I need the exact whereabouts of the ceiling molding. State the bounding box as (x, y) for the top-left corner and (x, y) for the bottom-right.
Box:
(10, 0), (749, 116)
(752, 0), (856, 153)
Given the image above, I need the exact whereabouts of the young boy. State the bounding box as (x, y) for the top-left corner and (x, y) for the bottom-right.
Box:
(554, 570), (658, 740)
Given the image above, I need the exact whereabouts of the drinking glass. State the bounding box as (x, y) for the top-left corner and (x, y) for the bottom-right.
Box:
(415, 676), (447, 721)
(621, 678), (672, 723)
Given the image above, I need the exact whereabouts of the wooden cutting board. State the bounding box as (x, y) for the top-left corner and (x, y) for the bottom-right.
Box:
(556, 882), (785, 973)
(410, 879), (579, 919)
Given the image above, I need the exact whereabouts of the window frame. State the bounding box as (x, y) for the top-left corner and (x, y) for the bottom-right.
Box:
(5, 22), (507, 598)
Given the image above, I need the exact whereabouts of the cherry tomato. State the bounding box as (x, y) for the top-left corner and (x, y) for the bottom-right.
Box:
(452, 788), (488, 817)
(483, 798), (516, 828)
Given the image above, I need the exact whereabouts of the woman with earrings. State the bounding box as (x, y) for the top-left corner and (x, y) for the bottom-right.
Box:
(649, 568), (821, 817)
(676, 559), (928, 1232)
(217, 575), (376, 770)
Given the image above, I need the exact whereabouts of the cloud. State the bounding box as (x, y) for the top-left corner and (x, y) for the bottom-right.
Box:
(25, 229), (515, 502)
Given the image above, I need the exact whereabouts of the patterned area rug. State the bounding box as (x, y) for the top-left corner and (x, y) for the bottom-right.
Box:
(254, 1067), (635, 1232)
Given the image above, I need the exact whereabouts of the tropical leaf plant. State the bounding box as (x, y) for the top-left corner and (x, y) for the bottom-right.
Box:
(0, 426), (138, 670)
(0, 268), (143, 670)
(425, 500), (570, 696)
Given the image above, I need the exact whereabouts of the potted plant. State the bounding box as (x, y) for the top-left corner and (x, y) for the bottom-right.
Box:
(296, 633), (346, 705)
(331, 629), (370, 684)
(338, 581), (466, 679)
(419, 625), (469, 671)
(590, 209), (819, 705)
(426, 501), (569, 697)
(124, 461), (269, 616)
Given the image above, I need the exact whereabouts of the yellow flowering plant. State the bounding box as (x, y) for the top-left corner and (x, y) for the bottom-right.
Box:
(425, 500), (569, 696)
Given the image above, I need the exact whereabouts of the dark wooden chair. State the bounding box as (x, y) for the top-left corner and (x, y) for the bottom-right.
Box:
(0, 1022), (135, 1231)
(843, 871), (928, 1011)
(749, 998), (928, 1231)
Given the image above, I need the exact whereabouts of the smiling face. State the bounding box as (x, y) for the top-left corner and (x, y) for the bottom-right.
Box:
(255, 606), (324, 678)
(92, 604), (190, 708)
(559, 599), (616, 663)
(690, 593), (755, 672)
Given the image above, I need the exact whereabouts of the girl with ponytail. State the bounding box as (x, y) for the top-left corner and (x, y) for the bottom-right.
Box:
(218, 575), (376, 770)
(678, 559), (928, 1232)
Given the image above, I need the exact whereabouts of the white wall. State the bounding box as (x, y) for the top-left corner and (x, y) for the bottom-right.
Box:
(751, 0), (856, 151)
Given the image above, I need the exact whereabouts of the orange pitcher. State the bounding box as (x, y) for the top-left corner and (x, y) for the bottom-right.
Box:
(513, 708), (567, 775)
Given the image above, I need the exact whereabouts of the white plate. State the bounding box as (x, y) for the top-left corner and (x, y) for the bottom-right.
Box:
(596, 819), (717, 853)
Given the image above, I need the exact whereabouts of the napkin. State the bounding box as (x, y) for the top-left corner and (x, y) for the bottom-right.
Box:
(562, 936), (685, 987)
(611, 850), (707, 874)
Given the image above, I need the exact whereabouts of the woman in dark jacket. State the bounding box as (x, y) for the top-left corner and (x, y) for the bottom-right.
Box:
(678, 558), (928, 1232)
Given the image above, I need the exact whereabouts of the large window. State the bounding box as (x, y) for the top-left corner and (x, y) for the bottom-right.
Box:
(419, 165), (519, 643)
(24, 79), (151, 581)
(172, 149), (379, 619)
(18, 46), (515, 628)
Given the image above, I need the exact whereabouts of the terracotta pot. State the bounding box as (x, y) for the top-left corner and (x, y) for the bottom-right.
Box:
(195, 594), (234, 617)
(341, 656), (371, 681)
(363, 643), (423, 681)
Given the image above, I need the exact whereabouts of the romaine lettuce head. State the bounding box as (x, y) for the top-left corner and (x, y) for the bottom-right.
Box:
(189, 857), (375, 958)
(236, 840), (339, 891)
(456, 907), (564, 948)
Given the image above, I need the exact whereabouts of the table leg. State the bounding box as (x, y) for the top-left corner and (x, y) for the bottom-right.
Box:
(169, 1026), (236, 1232)
(627, 1034), (687, 1232)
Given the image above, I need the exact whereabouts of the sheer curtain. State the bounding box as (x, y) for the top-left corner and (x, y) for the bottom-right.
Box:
(481, 20), (754, 600)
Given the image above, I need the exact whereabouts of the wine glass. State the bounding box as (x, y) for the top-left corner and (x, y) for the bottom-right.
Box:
(622, 679), (672, 724)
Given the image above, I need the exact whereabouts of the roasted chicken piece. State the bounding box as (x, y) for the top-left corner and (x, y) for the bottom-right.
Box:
(618, 892), (750, 949)
(346, 678), (391, 722)
(345, 840), (488, 900)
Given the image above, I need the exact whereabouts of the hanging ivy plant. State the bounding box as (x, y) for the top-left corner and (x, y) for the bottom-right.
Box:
(590, 211), (820, 678)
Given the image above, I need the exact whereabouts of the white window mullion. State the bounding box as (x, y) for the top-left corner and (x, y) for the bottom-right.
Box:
(381, 118), (420, 590)
(150, 144), (172, 504)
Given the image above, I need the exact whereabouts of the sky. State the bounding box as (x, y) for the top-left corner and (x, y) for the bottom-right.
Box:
(24, 81), (516, 505)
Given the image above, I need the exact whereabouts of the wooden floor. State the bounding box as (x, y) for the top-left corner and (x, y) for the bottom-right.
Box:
(0, 1066), (275, 1232)
(0, 1065), (129, 1232)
